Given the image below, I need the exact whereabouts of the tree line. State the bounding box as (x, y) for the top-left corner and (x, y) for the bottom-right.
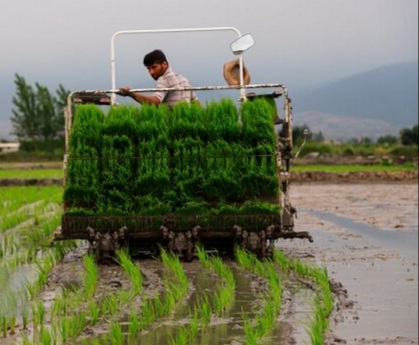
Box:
(8, 74), (419, 148)
(9, 74), (69, 151)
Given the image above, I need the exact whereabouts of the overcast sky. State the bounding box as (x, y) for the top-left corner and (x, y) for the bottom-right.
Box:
(0, 0), (417, 136)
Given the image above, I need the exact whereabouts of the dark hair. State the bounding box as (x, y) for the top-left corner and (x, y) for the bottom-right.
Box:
(143, 49), (167, 66)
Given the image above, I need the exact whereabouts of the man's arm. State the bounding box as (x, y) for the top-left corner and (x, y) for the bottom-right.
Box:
(118, 86), (161, 106)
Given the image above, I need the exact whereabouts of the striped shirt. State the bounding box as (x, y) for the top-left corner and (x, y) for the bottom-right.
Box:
(153, 67), (198, 107)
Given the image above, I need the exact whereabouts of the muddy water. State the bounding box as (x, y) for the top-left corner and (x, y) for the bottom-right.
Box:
(284, 183), (418, 345)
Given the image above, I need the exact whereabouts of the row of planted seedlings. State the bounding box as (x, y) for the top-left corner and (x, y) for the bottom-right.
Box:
(22, 248), (191, 345)
(63, 98), (280, 227)
(167, 247), (238, 345)
(14, 239), (237, 345)
(235, 248), (334, 345)
(70, 247), (330, 345)
(66, 245), (237, 345)
(235, 248), (283, 345)
(172, 248), (333, 345)
(106, 247), (236, 345)
(273, 250), (334, 344)
(0, 185), (79, 342)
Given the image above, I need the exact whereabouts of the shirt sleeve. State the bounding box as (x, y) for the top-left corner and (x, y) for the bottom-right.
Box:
(152, 78), (168, 102)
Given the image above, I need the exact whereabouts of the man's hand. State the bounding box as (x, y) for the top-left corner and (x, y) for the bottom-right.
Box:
(118, 86), (131, 97)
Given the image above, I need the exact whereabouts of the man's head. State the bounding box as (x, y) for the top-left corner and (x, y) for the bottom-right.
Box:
(143, 49), (169, 80)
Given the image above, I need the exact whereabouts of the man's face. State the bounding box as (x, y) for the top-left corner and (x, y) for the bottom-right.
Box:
(146, 61), (168, 80)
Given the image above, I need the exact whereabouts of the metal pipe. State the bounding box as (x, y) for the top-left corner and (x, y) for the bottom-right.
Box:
(79, 83), (287, 95)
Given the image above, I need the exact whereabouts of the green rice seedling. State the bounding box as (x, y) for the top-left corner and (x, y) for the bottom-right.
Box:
(128, 309), (140, 341)
(116, 250), (142, 295)
(196, 245), (209, 268)
(242, 309), (258, 345)
(170, 326), (191, 345)
(251, 265), (282, 341)
(28, 254), (55, 298)
(213, 284), (235, 315)
(63, 98), (281, 222)
(273, 249), (333, 344)
(119, 290), (131, 304)
(170, 305), (201, 345)
(272, 250), (290, 271)
(40, 327), (52, 345)
(88, 300), (100, 326)
(198, 294), (212, 326)
(32, 300), (45, 331)
(1, 316), (6, 337)
(200, 252), (236, 315)
(60, 312), (84, 341)
(8, 315), (16, 335)
(69, 311), (86, 339)
(190, 308), (200, 339)
(100, 294), (119, 316)
(109, 321), (124, 345)
(125, 252), (191, 339)
(155, 289), (175, 317)
(21, 335), (32, 345)
(51, 296), (67, 321)
(83, 255), (98, 299)
(235, 249), (284, 344)
(235, 248), (256, 270)
(99, 134), (136, 213)
(139, 298), (156, 328)
(160, 249), (188, 296)
(307, 298), (329, 345)
(22, 305), (29, 330)
(58, 316), (73, 344)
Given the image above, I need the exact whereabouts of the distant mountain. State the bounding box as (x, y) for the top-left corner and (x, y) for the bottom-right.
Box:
(1, 62), (417, 141)
(292, 61), (418, 140)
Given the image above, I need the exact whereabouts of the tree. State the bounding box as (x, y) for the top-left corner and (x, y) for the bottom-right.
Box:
(377, 134), (398, 145)
(400, 124), (418, 146)
(292, 124), (324, 143)
(10, 73), (69, 141)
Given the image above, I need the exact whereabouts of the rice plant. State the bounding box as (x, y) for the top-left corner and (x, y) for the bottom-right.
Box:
(83, 255), (98, 299)
(160, 249), (188, 298)
(235, 248), (283, 344)
(197, 246), (236, 315)
(109, 321), (124, 345)
(64, 99), (280, 224)
(116, 250), (142, 295)
(88, 300), (100, 326)
(128, 309), (140, 342)
(273, 249), (334, 344)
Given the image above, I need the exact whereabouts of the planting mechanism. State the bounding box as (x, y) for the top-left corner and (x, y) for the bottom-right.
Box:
(54, 27), (312, 262)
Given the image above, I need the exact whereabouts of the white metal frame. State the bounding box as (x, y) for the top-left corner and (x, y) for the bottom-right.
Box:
(110, 26), (246, 104)
(64, 27), (293, 176)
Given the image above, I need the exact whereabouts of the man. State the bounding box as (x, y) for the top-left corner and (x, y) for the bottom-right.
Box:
(118, 49), (198, 107)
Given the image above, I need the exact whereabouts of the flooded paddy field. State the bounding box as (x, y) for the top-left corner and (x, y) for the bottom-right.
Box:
(0, 182), (417, 345)
(285, 183), (418, 345)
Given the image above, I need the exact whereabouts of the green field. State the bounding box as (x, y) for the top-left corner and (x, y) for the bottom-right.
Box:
(292, 163), (417, 173)
(0, 163), (416, 180)
(0, 169), (63, 179)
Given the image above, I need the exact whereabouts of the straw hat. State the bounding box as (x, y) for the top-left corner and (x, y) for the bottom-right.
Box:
(223, 59), (251, 86)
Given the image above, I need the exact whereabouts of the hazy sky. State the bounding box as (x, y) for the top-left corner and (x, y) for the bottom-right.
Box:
(0, 0), (417, 136)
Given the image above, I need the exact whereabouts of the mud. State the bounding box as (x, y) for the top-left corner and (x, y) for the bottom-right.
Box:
(0, 170), (417, 187)
(283, 183), (418, 345)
